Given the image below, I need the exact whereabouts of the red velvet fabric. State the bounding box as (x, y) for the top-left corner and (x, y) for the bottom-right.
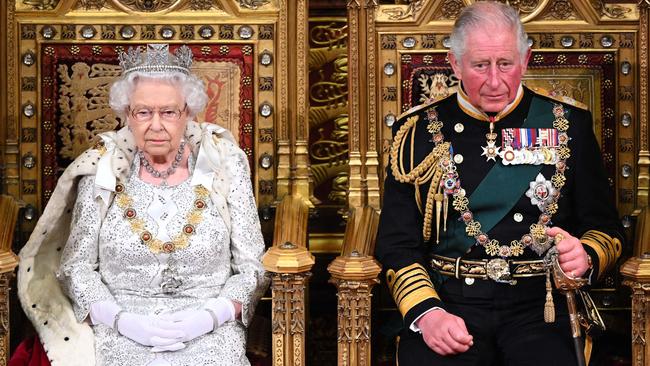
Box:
(8, 336), (271, 366)
(8, 336), (50, 366)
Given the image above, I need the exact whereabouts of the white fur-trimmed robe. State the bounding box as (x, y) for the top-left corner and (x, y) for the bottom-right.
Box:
(17, 122), (267, 366)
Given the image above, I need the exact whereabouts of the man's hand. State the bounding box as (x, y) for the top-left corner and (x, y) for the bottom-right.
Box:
(547, 227), (590, 278)
(416, 309), (473, 355)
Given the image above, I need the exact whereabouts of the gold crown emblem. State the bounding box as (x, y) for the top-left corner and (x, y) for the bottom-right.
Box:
(118, 44), (193, 75)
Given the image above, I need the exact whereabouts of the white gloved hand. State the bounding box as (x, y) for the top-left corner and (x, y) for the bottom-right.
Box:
(152, 297), (235, 349)
(116, 312), (186, 348)
(89, 300), (122, 328)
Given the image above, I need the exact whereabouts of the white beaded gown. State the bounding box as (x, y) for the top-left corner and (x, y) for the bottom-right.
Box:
(57, 151), (267, 366)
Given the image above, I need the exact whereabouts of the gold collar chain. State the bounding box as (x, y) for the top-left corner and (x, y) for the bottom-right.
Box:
(428, 103), (571, 258)
(114, 182), (210, 254)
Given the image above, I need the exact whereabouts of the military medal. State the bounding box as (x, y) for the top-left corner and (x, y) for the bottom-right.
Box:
(500, 127), (560, 166)
(481, 120), (500, 162)
(526, 173), (557, 211)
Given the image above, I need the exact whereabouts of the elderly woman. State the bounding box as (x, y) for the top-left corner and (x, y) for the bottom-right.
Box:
(17, 44), (268, 366)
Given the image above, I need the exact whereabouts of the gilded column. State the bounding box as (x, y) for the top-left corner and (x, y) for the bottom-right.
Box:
(276, 0), (312, 204)
(262, 195), (314, 366)
(622, 2), (650, 364)
(622, 207), (650, 366)
(638, 0), (650, 209)
(276, 0), (292, 199)
(293, 0), (313, 204)
(364, 0), (381, 210)
(328, 206), (381, 366)
(347, 0), (364, 209)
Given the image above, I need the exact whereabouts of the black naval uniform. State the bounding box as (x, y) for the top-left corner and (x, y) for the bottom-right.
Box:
(376, 86), (624, 366)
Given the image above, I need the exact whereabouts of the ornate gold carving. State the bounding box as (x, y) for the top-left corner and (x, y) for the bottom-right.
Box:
(264, 195), (313, 366)
(260, 180), (274, 194)
(57, 62), (122, 160)
(112, 0), (176, 12)
(348, 6), (360, 151)
(621, 33), (635, 48)
(21, 77), (35, 91)
(591, 0), (632, 19)
(141, 25), (156, 39)
(382, 0), (424, 20)
(380, 34), (396, 49)
(77, 0), (106, 9)
(641, 2), (649, 152)
(421, 34), (436, 48)
(260, 25), (274, 39)
(259, 76), (274, 91)
(506, 0), (542, 14)
(101, 25), (116, 39)
(61, 25), (76, 39)
(541, 0), (579, 20)
(383, 86), (397, 101)
(179, 25), (193, 39)
(189, 0), (215, 10)
(240, 0), (270, 9)
(310, 22), (347, 49)
(329, 207), (381, 364)
(434, 0), (464, 20)
(220, 25), (234, 39)
(22, 0), (60, 10)
(621, 86), (634, 101)
(269, 273), (311, 366)
(296, 0), (308, 141)
(21, 25), (36, 40)
(7, 3), (17, 141)
(579, 34), (593, 48)
(540, 33), (554, 47)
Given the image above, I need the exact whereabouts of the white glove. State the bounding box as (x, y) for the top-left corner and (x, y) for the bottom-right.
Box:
(152, 297), (235, 349)
(89, 300), (122, 328)
(116, 312), (186, 348)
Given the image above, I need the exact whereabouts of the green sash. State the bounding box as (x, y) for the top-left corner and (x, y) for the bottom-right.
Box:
(438, 96), (568, 257)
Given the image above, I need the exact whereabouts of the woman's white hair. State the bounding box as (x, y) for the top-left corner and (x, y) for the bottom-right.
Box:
(450, 1), (529, 62)
(109, 71), (208, 120)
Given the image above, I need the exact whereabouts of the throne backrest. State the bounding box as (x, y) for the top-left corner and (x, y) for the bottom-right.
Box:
(6, 0), (283, 218)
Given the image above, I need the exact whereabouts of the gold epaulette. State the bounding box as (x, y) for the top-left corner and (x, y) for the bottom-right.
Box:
(396, 94), (448, 121)
(386, 263), (439, 317)
(390, 109), (451, 243)
(529, 86), (588, 110)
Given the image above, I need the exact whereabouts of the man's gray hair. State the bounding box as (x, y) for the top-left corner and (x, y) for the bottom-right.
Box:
(109, 71), (208, 121)
(449, 1), (529, 61)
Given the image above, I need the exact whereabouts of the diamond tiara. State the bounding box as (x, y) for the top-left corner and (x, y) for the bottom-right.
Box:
(118, 44), (193, 76)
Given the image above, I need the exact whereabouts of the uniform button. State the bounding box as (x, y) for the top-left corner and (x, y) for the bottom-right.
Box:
(514, 213), (523, 222)
(465, 277), (475, 285)
(454, 123), (464, 133)
(454, 154), (464, 164)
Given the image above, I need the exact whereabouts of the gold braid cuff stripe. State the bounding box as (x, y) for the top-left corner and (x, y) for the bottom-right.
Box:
(581, 230), (622, 277)
(386, 263), (439, 317)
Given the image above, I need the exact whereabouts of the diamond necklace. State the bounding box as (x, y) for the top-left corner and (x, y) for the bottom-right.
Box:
(139, 140), (186, 186)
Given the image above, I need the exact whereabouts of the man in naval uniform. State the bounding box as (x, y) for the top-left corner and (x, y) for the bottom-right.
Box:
(375, 2), (624, 365)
